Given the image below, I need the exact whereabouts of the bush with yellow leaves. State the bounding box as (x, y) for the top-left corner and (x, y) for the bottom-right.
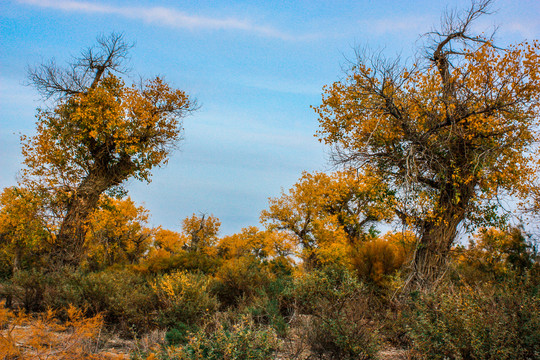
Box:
(350, 231), (415, 287)
(152, 271), (219, 328)
(0, 302), (124, 359)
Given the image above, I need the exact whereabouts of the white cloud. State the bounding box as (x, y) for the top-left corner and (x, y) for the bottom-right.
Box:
(17, 0), (305, 40)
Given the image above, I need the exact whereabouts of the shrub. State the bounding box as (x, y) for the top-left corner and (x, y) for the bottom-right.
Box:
(1, 267), (158, 335)
(27, 268), (157, 335)
(1, 268), (51, 312)
(0, 302), (120, 359)
(165, 322), (198, 346)
(78, 269), (157, 334)
(237, 273), (294, 338)
(291, 266), (380, 359)
(152, 270), (219, 327)
(246, 290), (290, 338)
(405, 276), (540, 359)
(350, 232), (414, 287)
(212, 256), (272, 307)
(152, 314), (279, 360)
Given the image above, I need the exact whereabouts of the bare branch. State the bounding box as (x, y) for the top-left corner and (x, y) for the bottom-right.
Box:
(27, 33), (133, 100)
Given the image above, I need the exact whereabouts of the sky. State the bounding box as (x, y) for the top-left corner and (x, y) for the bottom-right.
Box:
(1, 0), (540, 235)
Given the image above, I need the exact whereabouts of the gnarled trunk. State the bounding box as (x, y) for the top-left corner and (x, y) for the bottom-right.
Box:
(408, 181), (475, 289)
(54, 157), (134, 267)
(54, 173), (109, 266)
(409, 212), (464, 288)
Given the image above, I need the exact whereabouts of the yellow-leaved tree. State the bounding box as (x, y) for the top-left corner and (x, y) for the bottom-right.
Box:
(22, 34), (197, 266)
(261, 168), (394, 268)
(149, 228), (187, 257)
(217, 226), (295, 261)
(85, 196), (152, 270)
(0, 187), (52, 274)
(314, 0), (540, 287)
(181, 213), (221, 254)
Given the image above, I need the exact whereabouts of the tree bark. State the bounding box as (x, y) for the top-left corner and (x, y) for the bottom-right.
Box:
(408, 181), (475, 289)
(54, 157), (134, 267)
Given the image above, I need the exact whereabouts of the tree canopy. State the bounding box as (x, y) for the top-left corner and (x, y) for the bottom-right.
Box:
(22, 34), (198, 266)
(261, 169), (394, 267)
(314, 0), (540, 286)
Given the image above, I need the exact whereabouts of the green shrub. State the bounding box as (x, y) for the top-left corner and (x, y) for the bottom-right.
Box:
(37, 268), (157, 335)
(166, 322), (198, 346)
(1, 268), (51, 312)
(152, 270), (219, 327)
(158, 314), (279, 360)
(405, 276), (540, 360)
(291, 266), (380, 360)
(246, 293), (289, 338)
(80, 269), (157, 333)
(0, 268), (157, 335)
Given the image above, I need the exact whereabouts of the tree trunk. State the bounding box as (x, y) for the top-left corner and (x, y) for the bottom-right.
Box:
(54, 173), (109, 267)
(54, 156), (134, 267)
(408, 182), (475, 289)
(409, 213), (463, 288)
(12, 246), (21, 274)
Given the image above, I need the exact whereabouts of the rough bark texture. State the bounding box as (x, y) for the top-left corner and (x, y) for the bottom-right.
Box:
(54, 157), (134, 267)
(409, 180), (475, 288)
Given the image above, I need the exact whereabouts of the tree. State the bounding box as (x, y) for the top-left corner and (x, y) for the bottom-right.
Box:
(181, 213), (221, 254)
(217, 226), (295, 260)
(85, 196), (152, 269)
(459, 227), (536, 278)
(314, 0), (540, 287)
(23, 34), (197, 266)
(260, 169), (394, 267)
(0, 187), (51, 274)
(150, 228), (187, 256)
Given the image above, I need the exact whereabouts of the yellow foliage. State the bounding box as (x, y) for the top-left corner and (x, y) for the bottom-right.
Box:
(0, 302), (123, 359)
(151, 271), (218, 325)
(150, 228), (187, 255)
(0, 187), (51, 272)
(85, 196), (152, 268)
(458, 227), (535, 278)
(21, 36), (197, 266)
(260, 169), (394, 267)
(22, 74), (195, 189)
(314, 20), (540, 284)
(315, 40), (540, 227)
(181, 213), (221, 254)
(350, 231), (416, 285)
(217, 226), (295, 260)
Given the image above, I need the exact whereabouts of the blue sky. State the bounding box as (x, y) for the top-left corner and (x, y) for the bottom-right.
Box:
(1, 0), (539, 235)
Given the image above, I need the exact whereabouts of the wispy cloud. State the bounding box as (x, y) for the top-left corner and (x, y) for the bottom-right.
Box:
(17, 0), (307, 40)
